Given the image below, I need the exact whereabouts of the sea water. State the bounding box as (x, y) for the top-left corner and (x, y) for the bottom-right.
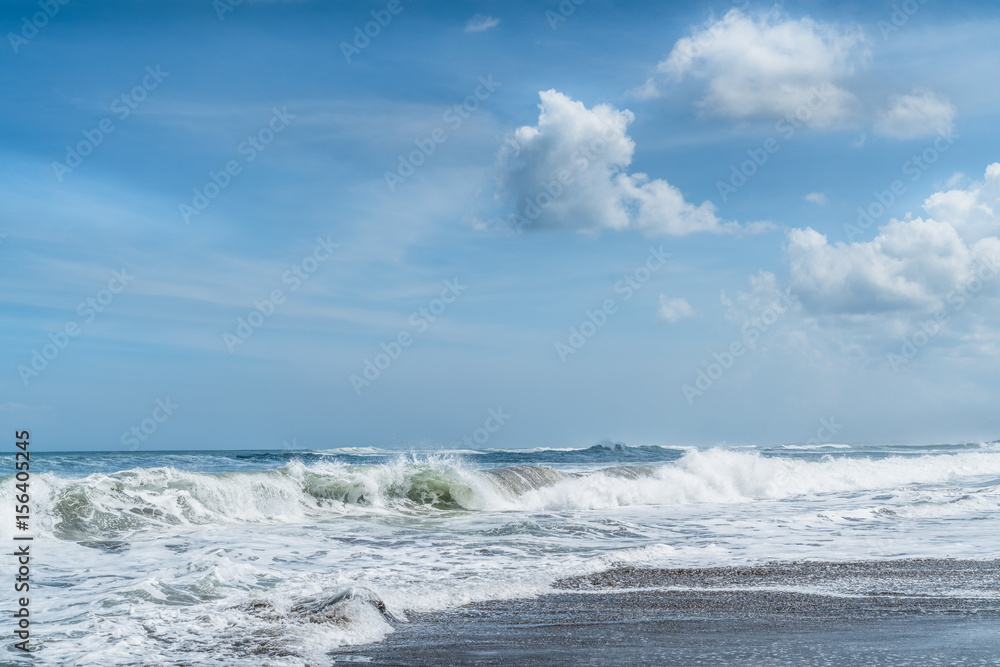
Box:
(3, 441), (999, 665)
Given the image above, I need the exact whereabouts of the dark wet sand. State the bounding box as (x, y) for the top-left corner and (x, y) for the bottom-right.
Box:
(332, 559), (1000, 666)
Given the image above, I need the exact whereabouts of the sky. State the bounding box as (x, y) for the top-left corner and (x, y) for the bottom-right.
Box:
(3, 0), (1000, 451)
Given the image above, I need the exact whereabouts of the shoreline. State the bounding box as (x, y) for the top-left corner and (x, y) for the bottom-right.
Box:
(332, 559), (1000, 666)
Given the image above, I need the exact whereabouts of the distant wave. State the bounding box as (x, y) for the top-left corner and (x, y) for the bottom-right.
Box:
(317, 442), (694, 459)
(7, 448), (1000, 542)
(779, 444), (852, 450)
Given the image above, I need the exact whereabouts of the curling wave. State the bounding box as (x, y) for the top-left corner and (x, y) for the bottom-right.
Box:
(8, 448), (1000, 541)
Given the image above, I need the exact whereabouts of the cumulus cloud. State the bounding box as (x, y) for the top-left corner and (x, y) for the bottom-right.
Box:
(805, 192), (828, 206)
(786, 163), (1000, 316)
(787, 220), (985, 314)
(497, 90), (765, 236)
(638, 9), (958, 141)
(465, 14), (499, 33)
(874, 88), (956, 139)
(659, 296), (697, 322)
(922, 163), (1000, 242)
(638, 9), (868, 128)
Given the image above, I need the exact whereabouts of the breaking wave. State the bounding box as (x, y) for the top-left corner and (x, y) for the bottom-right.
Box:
(7, 448), (1000, 541)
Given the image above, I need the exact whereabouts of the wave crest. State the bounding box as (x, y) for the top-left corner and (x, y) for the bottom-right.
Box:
(7, 448), (1000, 541)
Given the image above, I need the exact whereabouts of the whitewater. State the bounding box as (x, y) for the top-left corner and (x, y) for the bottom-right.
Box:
(5, 442), (1000, 665)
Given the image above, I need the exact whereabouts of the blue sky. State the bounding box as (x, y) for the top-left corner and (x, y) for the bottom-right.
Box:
(3, 0), (1000, 451)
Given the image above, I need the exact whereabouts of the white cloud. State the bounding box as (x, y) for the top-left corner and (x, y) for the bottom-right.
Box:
(922, 163), (1000, 242)
(497, 90), (765, 236)
(659, 296), (697, 322)
(723, 270), (797, 326)
(874, 88), (956, 139)
(639, 10), (958, 141)
(786, 163), (1000, 316)
(638, 9), (868, 128)
(465, 14), (499, 33)
(805, 192), (828, 206)
(788, 220), (981, 314)
(616, 172), (742, 236)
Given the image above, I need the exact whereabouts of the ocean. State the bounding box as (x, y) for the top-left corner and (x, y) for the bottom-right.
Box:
(5, 442), (1000, 665)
